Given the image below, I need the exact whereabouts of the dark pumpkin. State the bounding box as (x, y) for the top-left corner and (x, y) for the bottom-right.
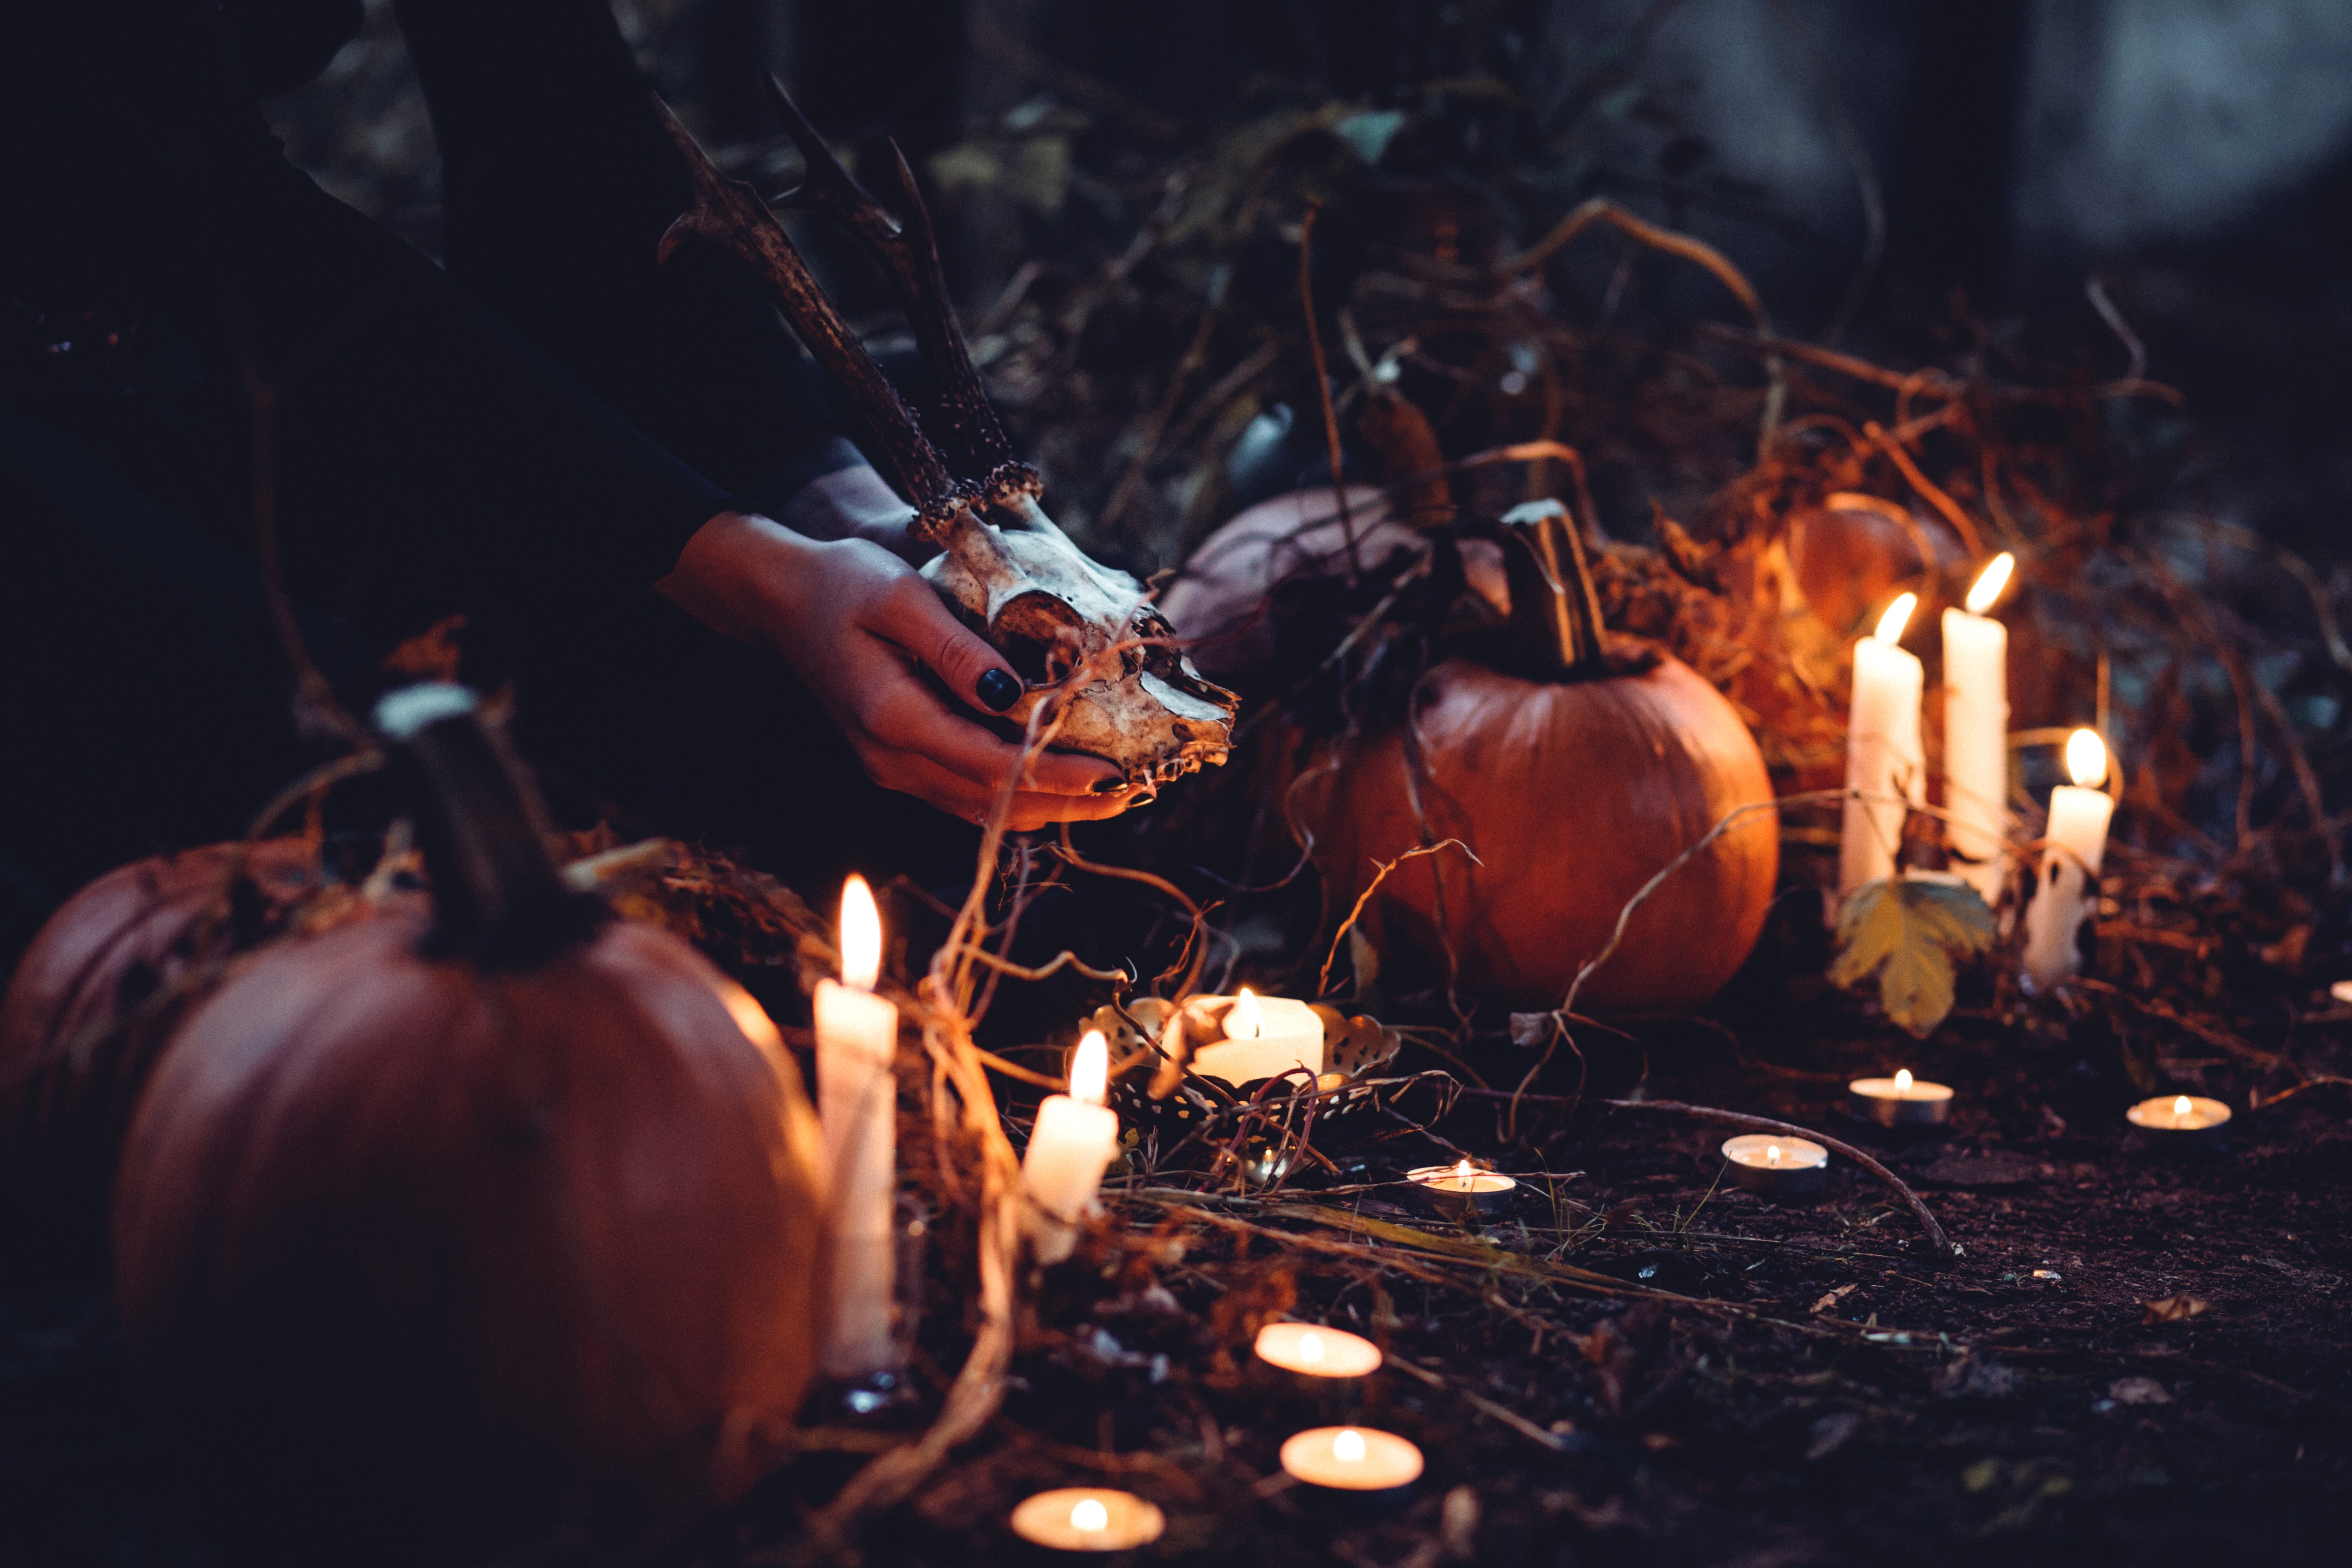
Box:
(1302, 507), (1778, 1013)
(0, 838), (341, 1276)
(111, 687), (827, 1555)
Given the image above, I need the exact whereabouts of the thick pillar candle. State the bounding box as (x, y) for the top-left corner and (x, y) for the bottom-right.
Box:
(1942, 553), (2014, 907)
(1841, 594), (1926, 905)
(816, 874), (901, 1376)
(1022, 1029), (1121, 1264)
(2022, 730), (2116, 991)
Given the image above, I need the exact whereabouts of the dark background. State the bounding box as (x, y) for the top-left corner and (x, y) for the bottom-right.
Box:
(266, 0), (2352, 561)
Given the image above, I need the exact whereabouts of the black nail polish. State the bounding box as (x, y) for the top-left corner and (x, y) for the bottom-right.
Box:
(976, 668), (1020, 712)
(1090, 775), (1127, 794)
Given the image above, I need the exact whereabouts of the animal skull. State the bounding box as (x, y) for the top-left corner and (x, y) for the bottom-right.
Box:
(925, 494), (1239, 794)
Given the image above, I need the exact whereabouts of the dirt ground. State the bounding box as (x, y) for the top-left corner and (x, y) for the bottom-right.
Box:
(14, 960), (2344, 1568)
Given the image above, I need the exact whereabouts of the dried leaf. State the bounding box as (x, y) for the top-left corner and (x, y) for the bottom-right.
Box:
(2140, 1295), (2211, 1324)
(1811, 1283), (1859, 1314)
(2108, 1375), (2172, 1406)
(1509, 1011), (1556, 1049)
(1829, 876), (1997, 1037)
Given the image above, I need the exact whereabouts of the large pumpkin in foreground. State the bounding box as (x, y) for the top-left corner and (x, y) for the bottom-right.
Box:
(1302, 507), (1777, 1013)
(112, 687), (827, 1555)
(0, 838), (334, 1276)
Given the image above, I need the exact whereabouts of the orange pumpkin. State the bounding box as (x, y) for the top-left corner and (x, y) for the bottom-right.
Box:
(1302, 507), (1778, 1013)
(0, 838), (334, 1275)
(1785, 491), (1962, 637)
(111, 687), (827, 1553)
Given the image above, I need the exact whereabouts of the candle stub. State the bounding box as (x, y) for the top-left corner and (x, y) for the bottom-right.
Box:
(1187, 988), (1326, 1086)
(1847, 1068), (1954, 1128)
(1008, 1488), (1166, 1551)
(2022, 729), (2116, 991)
(2125, 1094), (2232, 1154)
(1279, 1426), (1424, 1491)
(1021, 1031), (1122, 1264)
(1405, 1161), (1519, 1221)
(1254, 1322), (1383, 1379)
(1719, 1134), (1829, 1196)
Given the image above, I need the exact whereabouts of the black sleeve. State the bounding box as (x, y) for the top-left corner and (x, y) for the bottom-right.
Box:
(2, 2), (739, 590)
(393, 0), (867, 518)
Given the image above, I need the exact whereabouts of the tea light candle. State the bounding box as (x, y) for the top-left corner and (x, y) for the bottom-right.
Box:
(2126, 1093), (2232, 1154)
(815, 873), (901, 1377)
(1842, 594), (1926, 908)
(1719, 1134), (1829, 1196)
(1254, 1322), (1383, 1379)
(1008, 1488), (1166, 1552)
(1188, 988), (1325, 1086)
(1848, 1067), (1955, 1128)
(1280, 1426), (1424, 1492)
(1021, 1030), (1121, 1265)
(1943, 554), (2015, 908)
(1406, 1160), (1519, 1221)
(2022, 729), (2116, 992)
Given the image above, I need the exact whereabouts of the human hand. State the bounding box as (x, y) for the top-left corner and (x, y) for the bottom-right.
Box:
(658, 508), (1133, 829)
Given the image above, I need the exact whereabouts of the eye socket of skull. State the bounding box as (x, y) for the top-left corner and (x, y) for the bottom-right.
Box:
(992, 590), (1099, 685)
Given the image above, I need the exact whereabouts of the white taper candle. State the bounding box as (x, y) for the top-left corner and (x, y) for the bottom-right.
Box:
(815, 874), (901, 1376)
(1841, 594), (1926, 907)
(1942, 553), (2014, 907)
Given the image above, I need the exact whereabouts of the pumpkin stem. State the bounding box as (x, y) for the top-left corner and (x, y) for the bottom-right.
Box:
(1501, 499), (1609, 678)
(375, 685), (603, 967)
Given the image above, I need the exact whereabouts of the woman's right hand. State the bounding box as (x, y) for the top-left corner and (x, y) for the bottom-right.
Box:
(656, 508), (1136, 830)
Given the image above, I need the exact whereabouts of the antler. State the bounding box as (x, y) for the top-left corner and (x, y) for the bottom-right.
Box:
(652, 93), (979, 542)
(654, 87), (1242, 793)
(754, 77), (1029, 504)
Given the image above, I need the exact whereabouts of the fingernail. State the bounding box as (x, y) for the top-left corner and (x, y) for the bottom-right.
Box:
(976, 668), (1020, 713)
(1090, 775), (1129, 795)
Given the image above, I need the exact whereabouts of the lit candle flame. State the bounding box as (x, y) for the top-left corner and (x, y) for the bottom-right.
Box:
(2173, 1094), (2192, 1127)
(1333, 1429), (1366, 1463)
(1299, 1332), (1324, 1365)
(1069, 1030), (1109, 1106)
(1895, 1068), (1914, 1095)
(839, 873), (882, 990)
(2066, 728), (2109, 790)
(1229, 987), (1264, 1041)
(1070, 1498), (1108, 1533)
(1767, 1143), (1782, 1167)
(1873, 592), (1917, 645)
(1454, 1158), (1475, 1191)
(1965, 552), (2015, 616)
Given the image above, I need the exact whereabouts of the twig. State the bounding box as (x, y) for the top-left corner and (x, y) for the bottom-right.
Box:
(2084, 275), (2148, 381)
(1382, 1354), (1570, 1452)
(1862, 419), (1983, 559)
(1501, 198), (1784, 444)
(1299, 201), (1362, 583)
(2070, 978), (2287, 1070)
(1507, 792), (1838, 1138)
(2248, 1076), (2352, 1110)
(1051, 824), (1210, 995)
(1598, 1099), (1958, 1261)
(1316, 839), (1479, 996)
